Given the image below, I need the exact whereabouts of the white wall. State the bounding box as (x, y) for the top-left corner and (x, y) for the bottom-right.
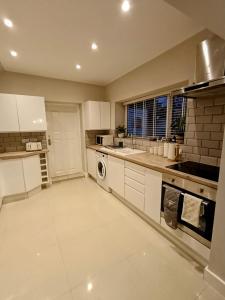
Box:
(205, 130), (225, 296)
(105, 30), (212, 102)
(0, 71), (106, 103)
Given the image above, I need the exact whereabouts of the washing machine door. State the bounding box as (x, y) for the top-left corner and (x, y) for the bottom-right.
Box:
(97, 158), (106, 180)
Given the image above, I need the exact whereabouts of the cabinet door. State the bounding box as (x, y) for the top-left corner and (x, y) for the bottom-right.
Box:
(17, 95), (47, 131)
(100, 102), (110, 129)
(23, 156), (42, 192)
(0, 93), (19, 132)
(145, 169), (162, 223)
(125, 184), (145, 211)
(108, 156), (124, 198)
(1, 159), (25, 196)
(84, 101), (101, 130)
(87, 148), (96, 179)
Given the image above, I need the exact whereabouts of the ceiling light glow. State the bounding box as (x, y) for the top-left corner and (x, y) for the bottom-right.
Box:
(121, 0), (130, 12)
(10, 50), (18, 57)
(87, 282), (93, 292)
(91, 42), (98, 51)
(3, 18), (13, 28)
(76, 64), (81, 70)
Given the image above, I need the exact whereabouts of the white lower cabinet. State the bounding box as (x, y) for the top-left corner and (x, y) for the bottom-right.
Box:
(87, 148), (97, 179)
(108, 156), (125, 198)
(23, 156), (42, 191)
(125, 184), (145, 211)
(1, 159), (25, 196)
(124, 161), (145, 211)
(145, 169), (162, 223)
(0, 155), (42, 199)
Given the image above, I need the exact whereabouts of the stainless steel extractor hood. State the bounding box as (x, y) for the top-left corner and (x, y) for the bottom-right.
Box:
(173, 35), (225, 98)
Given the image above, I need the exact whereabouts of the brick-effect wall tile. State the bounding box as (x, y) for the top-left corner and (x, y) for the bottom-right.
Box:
(183, 97), (225, 166)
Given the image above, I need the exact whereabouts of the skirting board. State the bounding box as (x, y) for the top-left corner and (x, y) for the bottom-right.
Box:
(52, 172), (85, 183)
(2, 186), (42, 205)
(204, 266), (225, 297)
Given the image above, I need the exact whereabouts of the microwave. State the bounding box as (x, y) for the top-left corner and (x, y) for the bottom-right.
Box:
(96, 135), (113, 146)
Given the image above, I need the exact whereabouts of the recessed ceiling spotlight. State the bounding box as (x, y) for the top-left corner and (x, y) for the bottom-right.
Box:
(121, 0), (130, 12)
(76, 64), (81, 70)
(91, 42), (98, 51)
(10, 50), (18, 57)
(3, 18), (13, 28)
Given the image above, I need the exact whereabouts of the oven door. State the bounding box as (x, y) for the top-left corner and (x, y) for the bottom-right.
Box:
(161, 183), (215, 245)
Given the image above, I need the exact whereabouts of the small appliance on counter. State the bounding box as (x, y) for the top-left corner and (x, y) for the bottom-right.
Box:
(26, 142), (42, 152)
(96, 135), (113, 146)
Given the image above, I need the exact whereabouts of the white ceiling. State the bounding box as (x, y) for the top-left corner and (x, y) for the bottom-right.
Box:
(0, 0), (202, 86)
(165, 0), (225, 40)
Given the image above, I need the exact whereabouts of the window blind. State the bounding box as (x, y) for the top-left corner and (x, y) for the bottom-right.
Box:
(127, 95), (168, 138)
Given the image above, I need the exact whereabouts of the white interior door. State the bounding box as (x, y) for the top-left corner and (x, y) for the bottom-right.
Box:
(47, 105), (83, 178)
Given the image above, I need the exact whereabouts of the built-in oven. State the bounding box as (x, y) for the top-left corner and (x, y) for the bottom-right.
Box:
(161, 173), (216, 248)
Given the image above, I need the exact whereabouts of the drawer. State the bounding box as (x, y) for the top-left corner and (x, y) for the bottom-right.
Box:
(125, 176), (145, 194)
(125, 184), (145, 211)
(125, 161), (145, 175)
(125, 168), (145, 184)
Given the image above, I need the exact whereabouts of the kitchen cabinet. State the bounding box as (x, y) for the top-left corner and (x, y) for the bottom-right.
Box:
(100, 102), (110, 129)
(84, 101), (110, 130)
(22, 156), (42, 191)
(87, 148), (97, 179)
(124, 161), (145, 211)
(108, 156), (124, 198)
(0, 94), (20, 132)
(1, 159), (25, 196)
(0, 155), (42, 199)
(145, 169), (162, 223)
(16, 95), (47, 131)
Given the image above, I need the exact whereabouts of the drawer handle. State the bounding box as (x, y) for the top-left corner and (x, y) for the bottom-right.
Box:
(200, 188), (204, 193)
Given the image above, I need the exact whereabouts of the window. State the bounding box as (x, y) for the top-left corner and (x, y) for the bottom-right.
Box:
(127, 95), (186, 138)
(171, 96), (187, 136)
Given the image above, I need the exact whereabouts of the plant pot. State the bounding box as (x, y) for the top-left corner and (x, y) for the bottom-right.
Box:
(118, 133), (125, 138)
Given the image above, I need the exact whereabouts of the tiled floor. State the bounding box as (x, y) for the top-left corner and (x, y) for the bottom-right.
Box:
(0, 177), (223, 300)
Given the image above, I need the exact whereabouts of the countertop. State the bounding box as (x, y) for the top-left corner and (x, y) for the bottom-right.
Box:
(87, 145), (218, 189)
(0, 149), (49, 160)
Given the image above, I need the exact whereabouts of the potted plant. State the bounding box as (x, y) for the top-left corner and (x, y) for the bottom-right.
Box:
(171, 116), (186, 144)
(116, 124), (126, 138)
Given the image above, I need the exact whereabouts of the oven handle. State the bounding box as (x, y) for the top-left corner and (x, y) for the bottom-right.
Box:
(162, 184), (209, 207)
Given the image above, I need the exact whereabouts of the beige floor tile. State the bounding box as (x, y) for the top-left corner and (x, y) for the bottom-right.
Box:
(0, 177), (212, 300)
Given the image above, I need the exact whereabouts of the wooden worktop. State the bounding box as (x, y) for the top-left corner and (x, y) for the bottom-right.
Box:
(0, 149), (49, 160)
(87, 145), (218, 189)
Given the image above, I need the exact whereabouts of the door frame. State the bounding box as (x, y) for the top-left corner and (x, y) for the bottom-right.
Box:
(46, 101), (85, 180)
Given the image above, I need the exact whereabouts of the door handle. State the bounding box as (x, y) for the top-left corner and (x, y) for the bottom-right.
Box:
(48, 135), (52, 146)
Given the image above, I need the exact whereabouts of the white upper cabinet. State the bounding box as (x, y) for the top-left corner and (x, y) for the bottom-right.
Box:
(0, 93), (47, 132)
(84, 101), (110, 130)
(100, 102), (110, 129)
(0, 94), (20, 132)
(16, 95), (47, 132)
(84, 101), (101, 130)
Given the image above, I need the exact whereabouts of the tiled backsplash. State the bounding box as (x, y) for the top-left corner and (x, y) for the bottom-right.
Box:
(182, 97), (225, 166)
(0, 132), (47, 153)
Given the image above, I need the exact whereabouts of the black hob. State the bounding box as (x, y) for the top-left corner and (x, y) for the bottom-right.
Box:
(167, 161), (220, 182)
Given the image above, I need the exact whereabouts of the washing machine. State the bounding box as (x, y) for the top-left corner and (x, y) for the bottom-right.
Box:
(96, 151), (110, 192)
